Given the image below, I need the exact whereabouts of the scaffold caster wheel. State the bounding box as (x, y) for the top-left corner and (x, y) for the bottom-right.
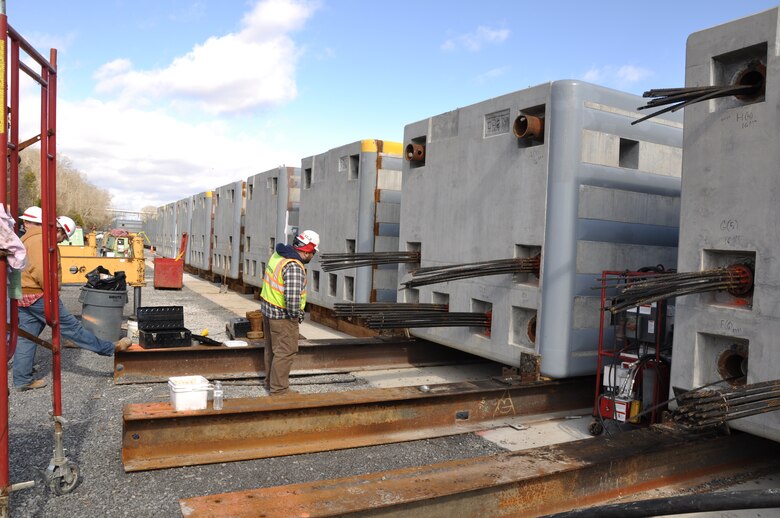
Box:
(588, 420), (604, 436)
(46, 461), (80, 495)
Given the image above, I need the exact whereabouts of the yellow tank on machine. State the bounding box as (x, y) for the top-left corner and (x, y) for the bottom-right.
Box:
(57, 229), (98, 258)
(60, 230), (146, 286)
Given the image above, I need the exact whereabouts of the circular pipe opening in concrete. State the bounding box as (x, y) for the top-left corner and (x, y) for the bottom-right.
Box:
(512, 114), (544, 139)
(405, 143), (425, 162)
(527, 313), (537, 344)
(726, 263), (754, 297)
(512, 114), (543, 139)
(734, 63), (766, 101)
(718, 344), (748, 385)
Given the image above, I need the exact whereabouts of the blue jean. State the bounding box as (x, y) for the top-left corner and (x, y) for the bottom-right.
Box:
(13, 297), (114, 387)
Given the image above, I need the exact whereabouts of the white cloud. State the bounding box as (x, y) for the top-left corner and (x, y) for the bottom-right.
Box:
(582, 67), (603, 83)
(581, 64), (653, 87)
(13, 0), (318, 213)
(617, 65), (652, 83)
(24, 30), (78, 55)
(93, 0), (318, 115)
(441, 25), (510, 52)
(54, 98), (300, 210)
(476, 65), (510, 84)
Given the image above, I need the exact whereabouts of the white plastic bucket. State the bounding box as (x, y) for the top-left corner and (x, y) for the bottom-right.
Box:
(168, 375), (210, 411)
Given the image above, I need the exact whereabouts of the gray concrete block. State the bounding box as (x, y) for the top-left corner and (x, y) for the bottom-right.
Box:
(399, 80), (683, 377)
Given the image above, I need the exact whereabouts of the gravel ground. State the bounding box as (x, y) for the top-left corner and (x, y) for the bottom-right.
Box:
(6, 267), (506, 517)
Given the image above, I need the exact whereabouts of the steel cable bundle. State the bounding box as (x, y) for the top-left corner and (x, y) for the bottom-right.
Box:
(632, 83), (761, 125)
(333, 302), (448, 318)
(319, 251), (420, 272)
(364, 311), (491, 330)
(605, 264), (753, 314)
(403, 256), (540, 289)
(673, 379), (780, 429)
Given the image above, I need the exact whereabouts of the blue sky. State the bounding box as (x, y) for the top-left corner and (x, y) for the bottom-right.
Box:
(7, 0), (780, 211)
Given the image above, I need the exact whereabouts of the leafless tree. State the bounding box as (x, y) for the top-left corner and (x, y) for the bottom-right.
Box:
(16, 149), (113, 229)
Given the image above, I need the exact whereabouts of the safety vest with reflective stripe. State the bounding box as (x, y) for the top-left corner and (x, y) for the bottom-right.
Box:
(260, 252), (307, 310)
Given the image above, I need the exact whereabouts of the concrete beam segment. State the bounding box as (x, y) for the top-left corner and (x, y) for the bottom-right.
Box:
(187, 192), (213, 271)
(242, 166), (301, 288)
(398, 81), (683, 378)
(670, 7), (780, 442)
(300, 140), (403, 309)
(211, 180), (245, 280)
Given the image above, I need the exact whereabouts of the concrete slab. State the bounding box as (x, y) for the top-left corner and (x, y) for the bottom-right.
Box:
(358, 363), (504, 388)
(476, 409), (593, 451)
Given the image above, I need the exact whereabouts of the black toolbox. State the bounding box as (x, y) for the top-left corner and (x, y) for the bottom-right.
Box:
(226, 317), (250, 339)
(136, 306), (192, 348)
(138, 328), (192, 348)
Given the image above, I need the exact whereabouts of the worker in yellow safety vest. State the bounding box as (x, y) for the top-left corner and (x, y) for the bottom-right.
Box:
(259, 230), (320, 395)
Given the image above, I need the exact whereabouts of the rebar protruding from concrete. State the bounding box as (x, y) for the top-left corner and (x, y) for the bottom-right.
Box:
(605, 263), (754, 314)
(632, 65), (765, 125)
(364, 311), (491, 330)
(319, 251), (420, 272)
(674, 378), (780, 428)
(333, 303), (448, 318)
(403, 255), (540, 289)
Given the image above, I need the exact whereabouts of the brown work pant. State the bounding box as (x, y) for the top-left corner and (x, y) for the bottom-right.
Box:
(263, 316), (299, 394)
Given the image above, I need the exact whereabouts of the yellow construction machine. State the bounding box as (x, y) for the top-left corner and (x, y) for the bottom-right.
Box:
(59, 229), (146, 287)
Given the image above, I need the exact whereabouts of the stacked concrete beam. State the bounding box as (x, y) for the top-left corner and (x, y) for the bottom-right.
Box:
(211, 181), (245, 280)
(299, 140), (403, 308)
(143, 211), (160, 252)
(400, 81), (683, 378)
(188, 191), (213, 271)
(669, 8), (780, 441)
(174, 197), (193, 262)
(243, 166), (301, 289)
(159, 202), (177, 258)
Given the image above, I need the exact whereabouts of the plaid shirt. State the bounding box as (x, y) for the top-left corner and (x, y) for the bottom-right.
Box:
(18, 292), (44, 307)
(260, 260), (306, 320)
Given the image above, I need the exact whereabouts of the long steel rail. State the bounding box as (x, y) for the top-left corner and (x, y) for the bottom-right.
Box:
(114, 337), (483, 384)
(179, 426), (780, 517)
(123, 376), (593, 472)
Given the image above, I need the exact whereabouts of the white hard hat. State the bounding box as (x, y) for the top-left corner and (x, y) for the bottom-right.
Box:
(57, 216), (77, 238)
(293, 229), (320, 252)
(19, 206), (42, 224)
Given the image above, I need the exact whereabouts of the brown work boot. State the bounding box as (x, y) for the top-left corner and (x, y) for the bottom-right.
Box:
(270, 388), (297, 396)
(16, 379), (47, 391)
(114, 337), (132, 352)
(63, 339), (79, 349)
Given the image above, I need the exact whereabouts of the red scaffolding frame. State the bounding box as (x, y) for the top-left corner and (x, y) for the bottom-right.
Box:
(1, 5), (64, 512)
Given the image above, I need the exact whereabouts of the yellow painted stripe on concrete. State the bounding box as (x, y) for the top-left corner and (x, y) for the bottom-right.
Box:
(383, 141), (403, 156)
(361, 140), (403, 156)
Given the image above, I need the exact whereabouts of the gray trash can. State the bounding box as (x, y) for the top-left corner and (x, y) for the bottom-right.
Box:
(78, 287), (128, 341)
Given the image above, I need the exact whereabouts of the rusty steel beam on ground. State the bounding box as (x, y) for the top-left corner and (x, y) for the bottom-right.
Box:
(114, 337), (482, 384)
(123, 376), (593, 472)
(179, 427), (780, 517)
